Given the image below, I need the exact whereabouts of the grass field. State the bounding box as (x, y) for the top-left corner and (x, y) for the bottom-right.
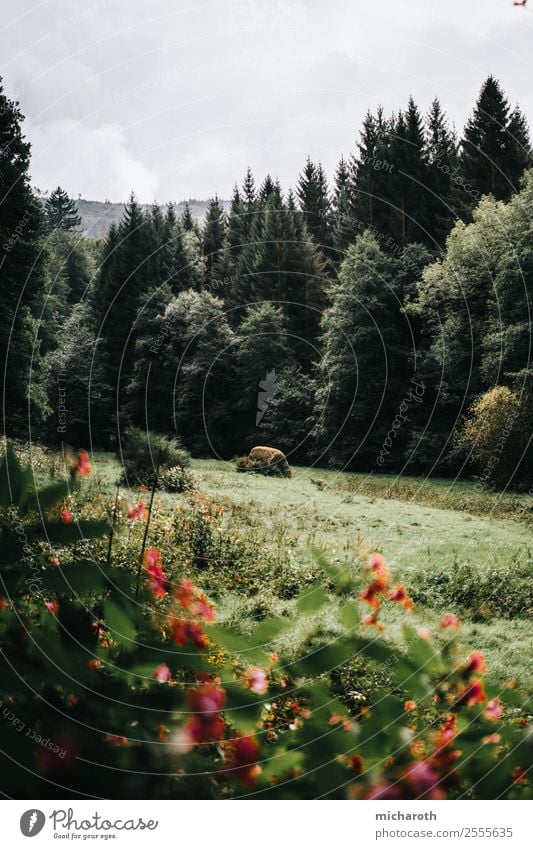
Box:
(86, 453), (533, 700)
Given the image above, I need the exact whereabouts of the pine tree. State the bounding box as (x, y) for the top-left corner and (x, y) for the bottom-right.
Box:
(389, 97), (429, 246)
(0, 77), (48, 435)
(44, 186), (81, 231)
(90, 194), (153, 429)
(331, 156), (354, 261)
(202, 197), (227, 290)
(424, 97), (459, 247)
(296, 158), (332, 259)
(181, 203), (196, 233)
(460, 75), (531, 201)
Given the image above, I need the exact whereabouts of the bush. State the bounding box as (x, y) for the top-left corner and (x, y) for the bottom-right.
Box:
(456, 387), (527, 490)
(410, 557), (533, 620)
(119, 427), (193, 490)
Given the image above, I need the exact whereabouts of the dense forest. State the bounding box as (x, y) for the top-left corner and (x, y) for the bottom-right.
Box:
(1, 73), (532, 488)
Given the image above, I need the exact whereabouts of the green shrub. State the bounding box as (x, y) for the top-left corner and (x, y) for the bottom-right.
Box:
(410, 557), (533, 620)
(119, 427), (193, 490)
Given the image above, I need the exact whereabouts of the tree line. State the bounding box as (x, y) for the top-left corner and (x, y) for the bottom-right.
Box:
(1, 74), (531, 485)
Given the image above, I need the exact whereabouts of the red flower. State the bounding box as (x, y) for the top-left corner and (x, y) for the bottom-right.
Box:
(388, 585), (414, 611)
(73, 451), (92, 477)
(87, 659), (101, 670)
(44, 600), (59, 615)
(49, 555), (60, 567)
(168, 618), (208, 649)
(143, 549), (167, 599)
(127, 500), (148, 521)
(465, 651), (487, 675)
(61, 510), (74, 524)
(223, 735), (261, 787)
(348, 754), (364, 774)
(456, 679), (486, 707)
(513, 767), (528, 785)
(441, 613), (460, 629)
(192, 594), (216, 622)
(174, 684), (227, 748)
(484, 698), (503, 721)
(361, 613), (383, 631)
(360, 580), (386, 609)
(154, 664), (172, 683)
(176, 578), (196, 609)
(404, 700), (417, 712)
(434, 714), (457, 753)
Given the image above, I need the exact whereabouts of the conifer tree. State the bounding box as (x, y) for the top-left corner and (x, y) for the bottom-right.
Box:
(202, 196), (227, 290)
(296, 158), (332, 258)
(331, 155), (354, 260)
(424, 97), (459, 246)
(44, 186), (81, 231)
(460, 76), (531, 201)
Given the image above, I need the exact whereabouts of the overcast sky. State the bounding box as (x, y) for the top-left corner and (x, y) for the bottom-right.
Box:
(1, 0), (532, 202)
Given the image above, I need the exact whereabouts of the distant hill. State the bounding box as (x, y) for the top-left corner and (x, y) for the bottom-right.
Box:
(36, 193), (229, 238)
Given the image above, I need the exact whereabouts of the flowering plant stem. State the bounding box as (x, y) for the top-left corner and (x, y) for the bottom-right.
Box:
(135, 458), (160, 598)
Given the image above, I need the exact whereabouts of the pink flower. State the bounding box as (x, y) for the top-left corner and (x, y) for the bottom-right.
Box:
(417, 627), (431, 639)
(60, 510), (74, 524)
(403, 761), (446, 799)
(246, 667), (268, 695)
(441, 613), (460, 629)
(73, 451), (92, 477)
(44, 600), (59, 614)
(154, 664), (171, 683)
(368, 552), (389, 583)
(49, 556), (60, 567)
(485, 698), (503, 721)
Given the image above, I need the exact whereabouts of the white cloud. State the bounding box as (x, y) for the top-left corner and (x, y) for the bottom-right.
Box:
(1, 0), (531, 201)
(29, 119), (158, 201)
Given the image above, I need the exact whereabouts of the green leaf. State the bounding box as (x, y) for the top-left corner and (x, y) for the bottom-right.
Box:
(296, 584), (328, 613)
(104, 599), (137, 650)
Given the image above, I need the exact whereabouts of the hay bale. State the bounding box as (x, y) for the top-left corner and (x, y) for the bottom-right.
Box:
(236, 446), (291, 477)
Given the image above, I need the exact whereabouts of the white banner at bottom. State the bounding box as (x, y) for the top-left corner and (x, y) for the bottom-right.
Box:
(2, 799), (531, 848)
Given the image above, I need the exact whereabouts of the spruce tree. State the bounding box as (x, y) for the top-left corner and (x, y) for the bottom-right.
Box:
(331, 155), (354, 261)
(424, 97), (459, 247)
(389, 97), (429, 246)
(202, 197), (227, 290)
(296, 158), (332, 258)
(44, 186), (81, 231)
(460, 75), (531, 201)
